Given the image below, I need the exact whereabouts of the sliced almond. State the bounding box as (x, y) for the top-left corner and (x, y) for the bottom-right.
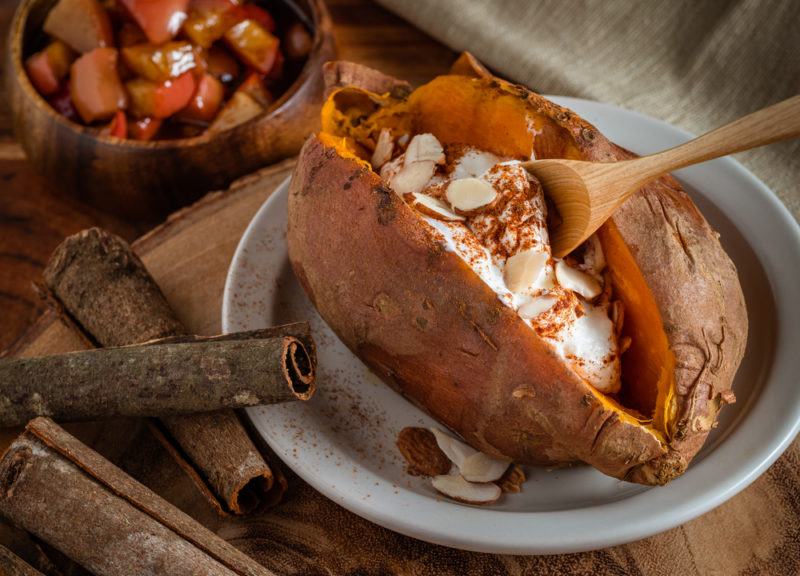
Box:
(405, 133), (444, 164)
(504, 249), (549, 293)
(518, 294), (558, 319)
(445, 178), (497, 213)
(396, 427), (452, 477)
(460, 452), (511, 483)
(451, 149), (501, 180)
(611, 299), (625, 337)
(431, 474), (501, 505)
(582, 234), (606, 274)
(555, 260), (602, 300)
(390, 160), (436, 196)
(533, 264), (557, 290)
(430, 428), (476, 468)
(371, 128), (394, 169)
(408, 193), (464, 222)
(497, 464), (526, 493)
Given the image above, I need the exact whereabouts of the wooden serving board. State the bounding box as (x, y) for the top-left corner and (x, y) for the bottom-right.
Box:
(1, 1), (798, 574)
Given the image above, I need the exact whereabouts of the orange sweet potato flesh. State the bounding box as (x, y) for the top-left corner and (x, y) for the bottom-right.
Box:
(289, 59), (747, 484)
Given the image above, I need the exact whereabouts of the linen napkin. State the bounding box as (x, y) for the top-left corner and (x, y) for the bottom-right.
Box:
(375, 0), (800, 218)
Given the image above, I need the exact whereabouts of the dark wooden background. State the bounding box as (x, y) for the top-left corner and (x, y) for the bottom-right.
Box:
(1, 1), (798, 574)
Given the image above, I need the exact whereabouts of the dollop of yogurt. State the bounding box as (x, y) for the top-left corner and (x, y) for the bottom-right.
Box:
(382, 135), (621, 393)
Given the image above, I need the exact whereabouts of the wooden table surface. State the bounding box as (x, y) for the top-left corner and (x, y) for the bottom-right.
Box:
(0, 1), (797, 574)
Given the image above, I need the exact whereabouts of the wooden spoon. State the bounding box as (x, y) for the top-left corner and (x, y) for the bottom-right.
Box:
(524, 95), (800, 257)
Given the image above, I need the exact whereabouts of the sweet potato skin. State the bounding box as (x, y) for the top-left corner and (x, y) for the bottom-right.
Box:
(287, 59), (747, 484)
(289, 136), (665, 479)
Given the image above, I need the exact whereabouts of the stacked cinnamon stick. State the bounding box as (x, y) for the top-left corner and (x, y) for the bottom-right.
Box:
(0, 228), (318, 574)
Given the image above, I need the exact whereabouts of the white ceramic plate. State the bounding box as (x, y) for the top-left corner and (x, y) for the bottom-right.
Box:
(222, 97), (800, 555)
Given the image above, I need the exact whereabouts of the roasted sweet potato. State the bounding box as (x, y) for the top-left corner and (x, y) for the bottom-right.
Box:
(287, 58), (748, 485)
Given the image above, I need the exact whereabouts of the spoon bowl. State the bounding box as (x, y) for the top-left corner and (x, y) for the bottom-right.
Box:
(527, 94), (800, 257)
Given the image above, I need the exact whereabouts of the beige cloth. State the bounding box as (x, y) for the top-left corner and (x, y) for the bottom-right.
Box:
(375, 0), (800, 218)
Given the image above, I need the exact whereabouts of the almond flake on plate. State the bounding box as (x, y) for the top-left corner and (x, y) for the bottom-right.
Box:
(396, 427), (452, 477)
(431, 474), (502, 505)
(460, 451), (511, 483)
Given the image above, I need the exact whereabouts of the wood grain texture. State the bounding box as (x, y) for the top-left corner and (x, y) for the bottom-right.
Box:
(1, 1), (797, 574)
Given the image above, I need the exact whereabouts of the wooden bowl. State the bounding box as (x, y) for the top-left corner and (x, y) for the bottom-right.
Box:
(6, 0), (335, 220)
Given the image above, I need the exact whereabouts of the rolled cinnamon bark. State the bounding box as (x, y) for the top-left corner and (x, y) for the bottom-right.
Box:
(0, 418), (274, 576)
(0, 333), (315, 426)
(43, 228), (300, 515)
(0, 545), (44, 576)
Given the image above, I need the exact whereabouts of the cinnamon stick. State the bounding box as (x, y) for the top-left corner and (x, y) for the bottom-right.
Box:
(0, 332), (315, 426)
(0, 545), (44, 576)
(42, 228), (296, 515)
(0, 418), (274, 576)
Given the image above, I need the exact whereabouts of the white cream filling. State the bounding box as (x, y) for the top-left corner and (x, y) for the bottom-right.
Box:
(383, 137), (621, 393)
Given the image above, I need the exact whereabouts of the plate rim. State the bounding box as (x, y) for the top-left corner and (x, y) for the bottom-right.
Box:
(222, 96), (800, 554)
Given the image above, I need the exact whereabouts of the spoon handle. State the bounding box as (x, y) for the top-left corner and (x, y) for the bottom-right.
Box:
(633, 94), (800, 181)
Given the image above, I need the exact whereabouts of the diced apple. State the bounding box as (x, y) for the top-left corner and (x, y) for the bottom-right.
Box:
(237, 73), (272, 108)
(126, 71), (196, 118)
(117, 21), (148, 47)
(70, 47), (128, 123)
(224, 19), (279, 74)
(205, 45), (240, 84)
(27, 52), (59, 95)
(26, 41), (75, 96)
(265, 48), (283, 81)
(48, 83), (79, 121)
(121, 41), (196, 82)
(120, 0), (190, 44)
(99, 109), (128, 137)
(241, 4), (275, 33)
(182, 0), (243, 48)
(128, 116), (162, 140)
(178, 73), (224, 122)
(43, 0), (114, 54)
(283, 22), (312, 60)
(208, 90), (262, 133)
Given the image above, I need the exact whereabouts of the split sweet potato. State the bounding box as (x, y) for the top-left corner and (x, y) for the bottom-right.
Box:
(287, 58), (748, 485)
